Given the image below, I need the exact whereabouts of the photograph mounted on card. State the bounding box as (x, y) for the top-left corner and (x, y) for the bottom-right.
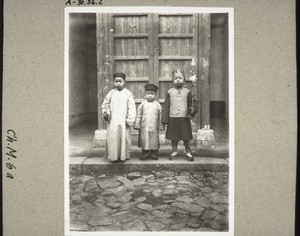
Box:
(65, 6), (234, 235)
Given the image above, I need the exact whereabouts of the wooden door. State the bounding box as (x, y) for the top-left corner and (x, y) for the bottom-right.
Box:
(99, 13), (202, 128)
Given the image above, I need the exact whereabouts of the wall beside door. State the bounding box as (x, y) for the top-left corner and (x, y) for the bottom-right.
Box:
(210, 14), (229, 119)
(69, 13), (97, 127)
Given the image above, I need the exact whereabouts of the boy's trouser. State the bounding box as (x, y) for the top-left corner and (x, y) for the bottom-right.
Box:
(171, 140), (191, 152)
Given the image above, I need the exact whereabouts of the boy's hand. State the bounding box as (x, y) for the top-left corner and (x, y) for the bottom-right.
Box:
(159, 124), (165, 131)
(103, 112), (111, 122)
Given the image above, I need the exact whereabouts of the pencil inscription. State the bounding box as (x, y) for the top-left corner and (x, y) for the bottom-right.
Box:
(65, 0), (103, 6)
(6, 129), (17, 179)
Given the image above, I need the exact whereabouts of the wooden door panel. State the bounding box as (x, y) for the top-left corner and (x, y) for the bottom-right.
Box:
(159, 39), (194, 56)
(113, 16), (149, 34)
(114, 38), (148, 56)
(159, 16), (193, 34)
(114, 61), (149, 80)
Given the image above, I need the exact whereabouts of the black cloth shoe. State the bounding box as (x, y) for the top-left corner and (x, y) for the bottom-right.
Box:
(140, 150), (150, 160)
(186, 153), (194, 162)
(150, 150), (159, 160)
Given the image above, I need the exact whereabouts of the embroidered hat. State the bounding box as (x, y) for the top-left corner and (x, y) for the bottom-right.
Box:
(145, 83), (158, 92)
(113, 72), (126, 80)
(172, 69), (185, 77)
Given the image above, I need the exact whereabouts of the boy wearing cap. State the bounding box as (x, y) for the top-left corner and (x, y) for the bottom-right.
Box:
(102, 73), (136, 162)
(134, 84), (164, 160)
(161, 69), (198, 161)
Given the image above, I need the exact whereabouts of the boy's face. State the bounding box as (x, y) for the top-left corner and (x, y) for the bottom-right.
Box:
(172, 73), (185, 87)
(145, 90), (156, 101)
(114, 77), (125, 90)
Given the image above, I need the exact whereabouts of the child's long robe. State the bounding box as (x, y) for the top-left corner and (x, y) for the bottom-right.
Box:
(134, 100), (162, 150)
(102, 88), (136, 161)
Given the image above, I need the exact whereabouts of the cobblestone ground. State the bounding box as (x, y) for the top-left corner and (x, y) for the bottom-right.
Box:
(69, 170), (229, 232)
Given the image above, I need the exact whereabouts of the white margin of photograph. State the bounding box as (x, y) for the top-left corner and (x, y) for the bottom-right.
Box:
(64, 6), (235, 236)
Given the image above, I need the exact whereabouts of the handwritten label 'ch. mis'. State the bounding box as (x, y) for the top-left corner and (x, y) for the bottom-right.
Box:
(6, 129), (17, 179)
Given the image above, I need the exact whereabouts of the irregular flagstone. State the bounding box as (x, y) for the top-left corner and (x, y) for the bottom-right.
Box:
(70, 221), (90, 231)
(111, 210), (129, 217)
(116, 176), (134, 186)
(170, 221), (186, 230)
(167, 206), (189, 215)
(151, 210), (172, 218)
(164, 189), (179, 195)
(93, 225), (120, 231)
(196, 182), (205, 187)
(175, 195), (193, 203)
(145, 221), (167, 231)
(84, 182), (99, 192)
(135, 197), (146, 203)
(98, 178), (121, 189)
(165, 184), (176, 189)
(195, 196), (212, 208)
(152, 189), (162, 197)
(163, 177), (174, 181)
(136, 203), (153, 211)
(123, 219), (146, 231)
(81, 175), (94, 183)
(71, 194), (81, 203)
(213, 214), (228, 227)
(87, 214), (113, 227)
(201, 187), (212, 193)
(198, 227), (218, 231)
(155, 217), (173, 226)
(143, 189), (151, 193)
(132, 177), (146, 185)
(139, 212), (156, 221)
(102, 186), (126, 196)
(106, 201), (122, 208)
(127, 172), (142, 180)
(160, 170), (175, 176)
(93, 203), (111, 213)
(191, 212), (202, 217)
(175, 175), (190, 181)
(113, 213), (139, 223)
(171, 202), (205, 213)
(187, 218), (202, 228)
(214, 195), (228, 204)
(202, 210), (219, 220)
(119, 202), (137, 211)
(119, 192), (133, 203)
(211, 204), (226, 212)
(155, 204), (168, 211)
(176, 186), (191, 192)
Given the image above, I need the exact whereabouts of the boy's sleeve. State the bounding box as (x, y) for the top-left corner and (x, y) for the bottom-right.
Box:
(157, 102), (164, 130)
(102, 91), (111, 116)
(161, 92), (170, 124)
(188, 91), (198, 117)
(126, 93), (137, 126)
(134, 103), (143, 130)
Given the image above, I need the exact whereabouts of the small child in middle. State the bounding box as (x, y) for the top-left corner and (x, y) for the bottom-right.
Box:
(134, 84), (164, 160)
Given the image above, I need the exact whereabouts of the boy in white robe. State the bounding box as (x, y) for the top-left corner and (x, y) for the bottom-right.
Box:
(134, 84), (164, 160)
(102, 73), (136, 162)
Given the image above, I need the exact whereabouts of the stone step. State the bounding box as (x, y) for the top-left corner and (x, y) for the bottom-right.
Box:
(69, 145), (228, 159)
(69, 156), (229, 176)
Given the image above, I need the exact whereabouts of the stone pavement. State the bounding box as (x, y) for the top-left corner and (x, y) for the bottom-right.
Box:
(69, 170), (229, 232)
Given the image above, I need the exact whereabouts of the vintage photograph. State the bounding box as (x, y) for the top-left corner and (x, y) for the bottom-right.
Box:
(65, 6), (234, 235)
